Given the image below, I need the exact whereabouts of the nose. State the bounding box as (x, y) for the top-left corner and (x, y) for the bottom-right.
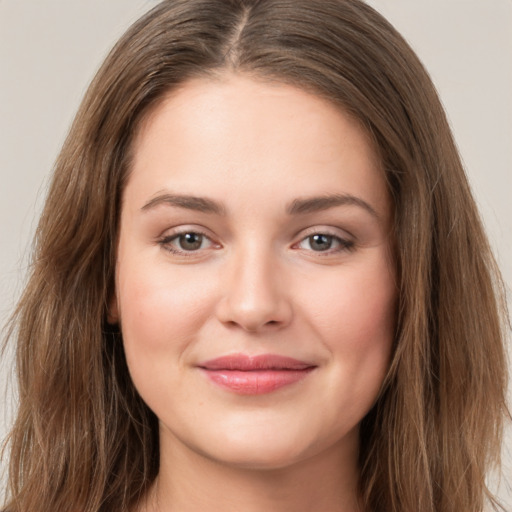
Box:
(215, 246), (293, 333)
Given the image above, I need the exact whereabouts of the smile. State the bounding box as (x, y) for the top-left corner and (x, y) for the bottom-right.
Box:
(198, 353), (317, 395)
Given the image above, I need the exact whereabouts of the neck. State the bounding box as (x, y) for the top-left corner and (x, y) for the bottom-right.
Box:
(137, 427), (362, 512)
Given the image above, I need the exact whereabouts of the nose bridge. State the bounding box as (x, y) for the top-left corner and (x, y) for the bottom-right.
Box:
(216, 238), (292, 332)
(234, 242), (277, 303)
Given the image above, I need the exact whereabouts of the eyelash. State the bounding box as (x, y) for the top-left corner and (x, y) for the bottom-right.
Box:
(157, 229), (355, 257)
(158, 229), (215, 257)
(294, 231), (355, 255)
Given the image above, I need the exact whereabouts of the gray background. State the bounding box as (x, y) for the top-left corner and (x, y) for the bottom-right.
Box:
(1, 0), (510, 506)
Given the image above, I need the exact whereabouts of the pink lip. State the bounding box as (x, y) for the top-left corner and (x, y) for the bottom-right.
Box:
(198, 354), (316, 395)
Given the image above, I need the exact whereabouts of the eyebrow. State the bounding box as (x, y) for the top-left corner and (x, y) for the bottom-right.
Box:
(141, 193), (226, 215)
(286, 194), (379, 219)
(141, 192), (379, 219)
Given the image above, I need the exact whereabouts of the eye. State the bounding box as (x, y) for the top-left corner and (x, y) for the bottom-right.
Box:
(159, 230), (216, 255)
(296, 232), (354, 253)
(175, 232), (206, 251)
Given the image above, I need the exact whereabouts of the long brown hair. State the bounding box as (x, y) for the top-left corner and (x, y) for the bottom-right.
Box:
(2, 1), (509, 511)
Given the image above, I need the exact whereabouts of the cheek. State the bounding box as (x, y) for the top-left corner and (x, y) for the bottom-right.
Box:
(303, 255), (396, 374)
(114, 259), (219, 411)
(115, 257), (216, 355)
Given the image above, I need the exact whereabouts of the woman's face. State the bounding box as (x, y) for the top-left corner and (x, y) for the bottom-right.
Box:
(112, 74), (396, 470)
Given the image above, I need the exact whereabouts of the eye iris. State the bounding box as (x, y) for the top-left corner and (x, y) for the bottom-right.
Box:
(309, 234), (333, 251)
(179, 233), (203, 250)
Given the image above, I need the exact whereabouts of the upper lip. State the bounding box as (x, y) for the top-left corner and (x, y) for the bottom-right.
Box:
(198, 353), (316, 371)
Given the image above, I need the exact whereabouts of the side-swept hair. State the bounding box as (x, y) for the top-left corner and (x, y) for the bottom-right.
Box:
(3, 1), (509, 511)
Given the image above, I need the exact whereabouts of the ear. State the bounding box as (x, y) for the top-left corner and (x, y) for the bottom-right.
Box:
(107, 292), (120, 325)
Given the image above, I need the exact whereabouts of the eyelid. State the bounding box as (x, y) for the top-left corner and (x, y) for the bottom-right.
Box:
(155, 224), (355, 258)
(157, 225), (221, 257)
(291, 226), (355, 254)
(293, 225), (354, 242)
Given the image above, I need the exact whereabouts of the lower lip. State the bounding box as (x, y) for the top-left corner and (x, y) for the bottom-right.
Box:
(200, 368), (315, 395)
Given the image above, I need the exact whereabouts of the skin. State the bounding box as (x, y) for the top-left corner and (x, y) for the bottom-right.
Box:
(111, 74), (396, 512)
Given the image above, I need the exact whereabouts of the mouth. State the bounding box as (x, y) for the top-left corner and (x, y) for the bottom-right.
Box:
(197, 353), (317, 395)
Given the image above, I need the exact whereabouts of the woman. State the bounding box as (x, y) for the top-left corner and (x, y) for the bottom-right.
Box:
(2, 0), (509, 511)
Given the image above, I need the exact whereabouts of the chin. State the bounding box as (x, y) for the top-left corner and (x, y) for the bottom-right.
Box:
(187, 422), (347, 472)
(202, 442), (310, 471)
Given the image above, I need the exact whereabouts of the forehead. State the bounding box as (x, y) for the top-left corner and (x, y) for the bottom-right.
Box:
(126, 73), (390, 221)
(134, 73), (376, 156)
